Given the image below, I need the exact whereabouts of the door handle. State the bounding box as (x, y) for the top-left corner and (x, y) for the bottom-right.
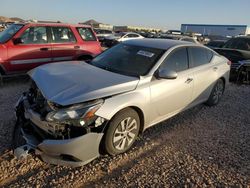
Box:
(213, 67), (218, 71)
(185, 78), (193, 84)
(40, 48), (49, 51)
(74, 46), (80, 49)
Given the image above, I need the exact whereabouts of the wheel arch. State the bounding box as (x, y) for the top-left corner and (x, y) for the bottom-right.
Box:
(219, 76), (226, 91)
(129, 106), (145, 134)
(102, 106), (145, 134)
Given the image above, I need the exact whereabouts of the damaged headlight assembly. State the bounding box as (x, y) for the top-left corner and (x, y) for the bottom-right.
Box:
(46, 99), (104, 127)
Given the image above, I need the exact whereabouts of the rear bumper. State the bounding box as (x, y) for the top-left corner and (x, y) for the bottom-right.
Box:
(14, 96), (104, 167)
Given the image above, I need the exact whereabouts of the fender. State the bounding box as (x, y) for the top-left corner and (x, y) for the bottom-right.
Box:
(95, 86), (151, 130)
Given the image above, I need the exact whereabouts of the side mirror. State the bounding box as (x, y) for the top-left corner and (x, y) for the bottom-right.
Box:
(156, 68), (177, 79)
(13, 38), (24, 45)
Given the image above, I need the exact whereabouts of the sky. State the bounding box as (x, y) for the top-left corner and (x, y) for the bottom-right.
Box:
(1, 0), (249, 30)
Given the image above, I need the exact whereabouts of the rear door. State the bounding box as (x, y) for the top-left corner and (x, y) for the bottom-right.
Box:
(76, 27), (101, 56)
(7, 26), (52, 72)
(50, 26), (78, 62)
(188, 47), (217, 104)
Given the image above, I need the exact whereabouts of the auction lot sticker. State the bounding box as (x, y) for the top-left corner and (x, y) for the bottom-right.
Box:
(137, 50), (155, 58)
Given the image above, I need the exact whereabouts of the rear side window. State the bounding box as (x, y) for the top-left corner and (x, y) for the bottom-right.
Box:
(51, 27), (76, 43)
(189, 47), (213, 68)
(77, 27), (96, 41)
(160, 47), (189, 72)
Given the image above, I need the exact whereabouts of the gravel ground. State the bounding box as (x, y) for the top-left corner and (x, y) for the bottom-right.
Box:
(0, 80), (249, 187)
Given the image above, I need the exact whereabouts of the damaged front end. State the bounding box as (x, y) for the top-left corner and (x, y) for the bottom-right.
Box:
(13, 82), (107, 167)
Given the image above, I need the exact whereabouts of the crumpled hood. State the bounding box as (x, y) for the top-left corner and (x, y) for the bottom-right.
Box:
(29, 61), (139, 106)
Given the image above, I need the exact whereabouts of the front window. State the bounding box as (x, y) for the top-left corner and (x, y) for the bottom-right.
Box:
(160, 48), (189, 72)
(90, 43), (165, 76)
(0, 24), (24, 43)
(20, 26), (48, 44)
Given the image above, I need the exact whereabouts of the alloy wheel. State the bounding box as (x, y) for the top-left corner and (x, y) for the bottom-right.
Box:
(112, 117), (138, 151)
(212, 81), (224, 103)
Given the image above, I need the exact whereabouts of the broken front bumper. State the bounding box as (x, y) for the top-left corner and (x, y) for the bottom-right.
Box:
(14, 96), (104, 167)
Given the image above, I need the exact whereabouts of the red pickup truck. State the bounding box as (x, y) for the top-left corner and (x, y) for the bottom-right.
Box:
(0, 22), (102, 77)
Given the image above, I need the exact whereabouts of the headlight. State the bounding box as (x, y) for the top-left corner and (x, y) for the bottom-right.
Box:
(46, 100), (103, 126)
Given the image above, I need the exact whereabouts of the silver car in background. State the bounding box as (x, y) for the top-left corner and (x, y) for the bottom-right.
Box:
(14, 39), (230, 167)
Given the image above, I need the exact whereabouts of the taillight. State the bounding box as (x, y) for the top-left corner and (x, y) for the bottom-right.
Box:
(227, 61), (232, 66)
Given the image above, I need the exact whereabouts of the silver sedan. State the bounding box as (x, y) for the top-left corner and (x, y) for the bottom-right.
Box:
(14, 39), (230, 167)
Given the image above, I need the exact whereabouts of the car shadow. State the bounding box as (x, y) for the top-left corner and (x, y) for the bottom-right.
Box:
(0, 75), (30, 87)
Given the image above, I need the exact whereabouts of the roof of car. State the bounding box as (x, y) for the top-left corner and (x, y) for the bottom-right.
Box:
(123, 38), (194, 50)
(16, 22), (91, 28)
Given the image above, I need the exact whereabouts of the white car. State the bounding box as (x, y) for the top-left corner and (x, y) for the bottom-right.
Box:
(104, 32), (144, 47)
(117, 32), (144, 42)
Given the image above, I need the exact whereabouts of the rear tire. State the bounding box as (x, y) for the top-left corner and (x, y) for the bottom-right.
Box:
(205, 79), (224, 106)
(103, 108), (140, 156)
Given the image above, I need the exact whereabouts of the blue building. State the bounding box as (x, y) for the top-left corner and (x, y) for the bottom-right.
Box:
(181, 24), (250, 37)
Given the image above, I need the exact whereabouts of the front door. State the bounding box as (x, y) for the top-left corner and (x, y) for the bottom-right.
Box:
(150, 47), (194, 124)
(7, 26), (52, 72)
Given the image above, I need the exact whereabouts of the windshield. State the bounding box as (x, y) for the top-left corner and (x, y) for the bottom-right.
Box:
(0, 24), (24, 43)
(223, 38), (250, 51)
(90, 43), (165, 76)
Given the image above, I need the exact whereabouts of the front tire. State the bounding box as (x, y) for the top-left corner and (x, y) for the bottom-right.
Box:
(104, 108), (140, 156)
(205, 79), (224, 106)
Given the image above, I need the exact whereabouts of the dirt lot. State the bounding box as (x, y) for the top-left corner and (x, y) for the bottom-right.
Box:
(0, 79), (249, 187)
